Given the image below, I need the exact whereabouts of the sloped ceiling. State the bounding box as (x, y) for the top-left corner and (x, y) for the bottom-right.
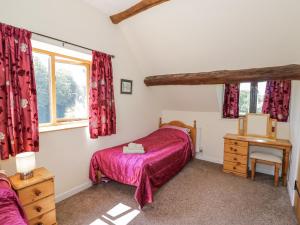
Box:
(82, 0), (300, 112)
(82, 0), (140, 15)
(120, 0), (300, 74)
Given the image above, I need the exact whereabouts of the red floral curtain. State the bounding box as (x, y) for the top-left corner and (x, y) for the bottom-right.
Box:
(223, 83), (240, 118)
(89, 51), (116, 138)
(0, 23), (39, 160)
(262, 80), (291, 122)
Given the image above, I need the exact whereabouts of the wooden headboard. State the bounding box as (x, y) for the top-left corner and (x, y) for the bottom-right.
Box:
(159, 117), (197, 148)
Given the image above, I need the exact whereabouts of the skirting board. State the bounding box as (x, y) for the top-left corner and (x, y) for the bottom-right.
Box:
(288, 180), (295, 206)
(195, 154), (223, 164)
(55, 181), (92, 203)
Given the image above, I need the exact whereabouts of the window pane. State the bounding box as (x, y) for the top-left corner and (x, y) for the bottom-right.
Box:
(257, 81), (267, 113)
(239, 83), (251, 116)
(33, 52), (51, 124)
(55, 62), (88, 120)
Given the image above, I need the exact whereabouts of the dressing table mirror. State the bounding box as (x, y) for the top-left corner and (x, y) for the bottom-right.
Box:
(238, 113), (277, 139)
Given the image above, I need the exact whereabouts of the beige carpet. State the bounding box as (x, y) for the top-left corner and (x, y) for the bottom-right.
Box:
(56, 160), (297, 225)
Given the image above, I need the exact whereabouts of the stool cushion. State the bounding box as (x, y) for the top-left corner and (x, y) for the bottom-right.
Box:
(250, 152), (282, 164)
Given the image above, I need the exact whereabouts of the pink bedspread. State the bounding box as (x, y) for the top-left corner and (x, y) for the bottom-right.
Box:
(89, 127), (193, 208)
(0, 177), (27, 225)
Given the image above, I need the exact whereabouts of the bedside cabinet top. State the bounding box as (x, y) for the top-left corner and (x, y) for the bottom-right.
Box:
(9, 167), (54, 190)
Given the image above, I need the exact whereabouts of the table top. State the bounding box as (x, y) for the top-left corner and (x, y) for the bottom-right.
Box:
(224, 133), (292, 148)
(9, 167), (54, 190)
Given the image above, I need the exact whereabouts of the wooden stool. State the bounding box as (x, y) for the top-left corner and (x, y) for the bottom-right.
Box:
(250, 152), (282, 187)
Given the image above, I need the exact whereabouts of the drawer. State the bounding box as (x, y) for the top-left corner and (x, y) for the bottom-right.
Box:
(24, 195), (55, 221)
(223, 169), (248, 178)
(225, 139), (248, 147)
(224, 144), (248, 156)
(223, 161), (247, 174)
(18, 179), (54, 206)
(224, 152), (247, 164)
(29, 209), (56, 225)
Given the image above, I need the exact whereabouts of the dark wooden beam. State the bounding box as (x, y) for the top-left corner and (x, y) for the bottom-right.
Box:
(110, 0), (170, 24)
(144, 64), (300, 86)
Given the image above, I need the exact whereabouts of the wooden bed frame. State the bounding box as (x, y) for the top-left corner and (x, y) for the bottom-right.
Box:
(159, 117), (197, 148)
(96, 118), (197, 183)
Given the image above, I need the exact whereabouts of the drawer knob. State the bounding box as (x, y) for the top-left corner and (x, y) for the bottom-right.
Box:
(35, 206), (43, 213)
(233, 166), (236, 170)
(234, 142), (238, 145)
(36, 223), (44, 225)
(230, 147), (237, 152)
(34, 189), (42, 196)
(234, 158), (237, 160)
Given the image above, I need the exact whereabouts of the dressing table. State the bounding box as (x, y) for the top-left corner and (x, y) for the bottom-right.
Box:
(223, 114), (292, 186)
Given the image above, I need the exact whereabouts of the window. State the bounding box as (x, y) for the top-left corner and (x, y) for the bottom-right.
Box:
(33, 49), (90, 127)
(239, 81), (267, 116)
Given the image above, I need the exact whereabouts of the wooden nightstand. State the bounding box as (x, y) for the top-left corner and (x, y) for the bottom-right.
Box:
(10, 167), (57, 225)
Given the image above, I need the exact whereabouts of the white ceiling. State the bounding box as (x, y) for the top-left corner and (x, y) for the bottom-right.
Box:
(82, 0), (300, 113)
(83, 0), (140, 15)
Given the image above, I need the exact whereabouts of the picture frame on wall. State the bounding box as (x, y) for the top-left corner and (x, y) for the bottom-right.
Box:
(120, 79), (133, 94)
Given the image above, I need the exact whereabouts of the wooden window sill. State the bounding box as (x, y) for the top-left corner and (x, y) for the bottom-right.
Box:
(39, 120), (88, 133)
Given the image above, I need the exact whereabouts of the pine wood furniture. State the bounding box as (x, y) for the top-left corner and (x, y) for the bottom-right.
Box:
(159, 117), (197, 148)
(10, 167), (57, 225)
(238, 114), (277, 139)
(223, 133), (292, 186)
(250, 152), (282, 186)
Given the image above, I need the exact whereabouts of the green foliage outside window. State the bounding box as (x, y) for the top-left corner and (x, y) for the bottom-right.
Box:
(34, 55), (79, 123)
(34, 56), (51, 123)
(239, 90), (250, 115)
(55, 68), (79, 119)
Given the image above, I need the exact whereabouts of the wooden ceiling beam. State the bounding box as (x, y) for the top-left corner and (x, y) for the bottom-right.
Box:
(144, 64), (300, 86)
(110, 0), (170, 24)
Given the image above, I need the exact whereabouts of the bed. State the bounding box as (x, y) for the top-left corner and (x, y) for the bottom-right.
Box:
(0, 171), (27, 225)
(89, 118), (196, 208)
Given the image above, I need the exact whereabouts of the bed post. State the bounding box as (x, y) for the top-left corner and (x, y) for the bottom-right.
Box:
(159, 117), (162, 127)
(96, 170), (101, 184)
(193, 120), (197, 128)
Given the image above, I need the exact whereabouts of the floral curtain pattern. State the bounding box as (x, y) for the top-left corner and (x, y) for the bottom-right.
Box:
(0, 23), (39, 160)
(223, 83), (240, 118)
(89, 51), (116, 138)
(262, 80), (291, 122)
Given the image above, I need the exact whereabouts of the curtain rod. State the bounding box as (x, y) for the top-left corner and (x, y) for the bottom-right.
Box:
(32, 32), (115, 59)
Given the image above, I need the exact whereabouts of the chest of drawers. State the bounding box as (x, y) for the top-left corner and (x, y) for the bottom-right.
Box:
(223, 139), (249, 177)
(10, 167), (57, 225)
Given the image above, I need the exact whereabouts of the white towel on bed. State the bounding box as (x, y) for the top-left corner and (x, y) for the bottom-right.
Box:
(123, 143), (145, 154)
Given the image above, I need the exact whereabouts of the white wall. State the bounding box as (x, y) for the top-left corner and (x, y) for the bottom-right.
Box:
(288, 81), (300, 205)
(0, 0), (160, 202)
